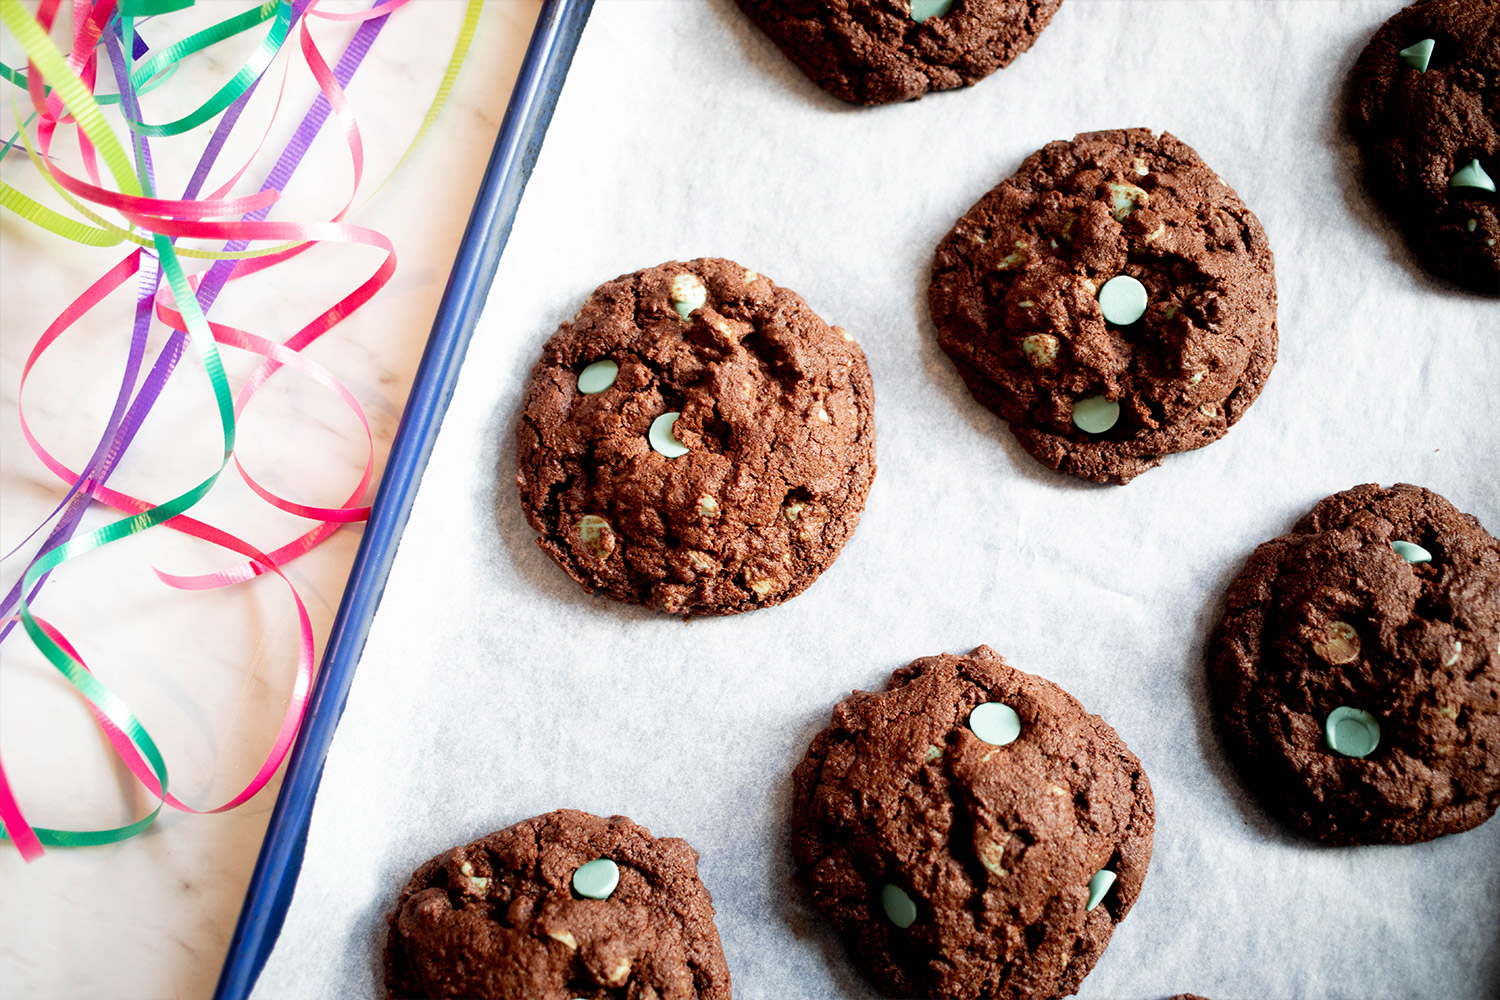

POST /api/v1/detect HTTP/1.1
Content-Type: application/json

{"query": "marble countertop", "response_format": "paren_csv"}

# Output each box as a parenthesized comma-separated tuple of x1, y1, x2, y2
(0, 3, 540, 996)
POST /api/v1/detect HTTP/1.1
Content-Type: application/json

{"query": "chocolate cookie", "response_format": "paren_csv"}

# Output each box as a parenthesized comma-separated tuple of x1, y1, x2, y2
(384, 810, 731, 999)
(929, 128, 1278, 484)
(792, 646, 1154, 999)
(736, 0, 1063, 106)
(1348, 0, 1500, 294)
(1208, 484, 1500, 845)
(515, 258, 876, 616)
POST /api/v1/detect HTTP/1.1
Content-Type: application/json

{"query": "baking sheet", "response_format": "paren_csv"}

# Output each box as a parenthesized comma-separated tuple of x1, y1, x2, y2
(253, 2, 1500, 997)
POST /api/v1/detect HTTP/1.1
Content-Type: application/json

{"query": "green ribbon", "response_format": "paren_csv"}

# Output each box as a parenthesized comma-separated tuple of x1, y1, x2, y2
(120, 0, 196, 16)
(121, 0, 292, 138)
(0, 59, 44, 93)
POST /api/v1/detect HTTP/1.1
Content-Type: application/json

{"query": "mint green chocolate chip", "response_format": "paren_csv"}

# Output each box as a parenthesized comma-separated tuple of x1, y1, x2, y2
(1072, 395, 1120, 434)
(1469, 219, 1479, 233)
(881, 884, 918, 928)
(670, 273, 708, 320)
(1399, 38, 1434, 72)
(1086, 869, 1116, 911)
(909, 0, 953, 22)
(649, 412, 689, 458)
(1391, 540, 1432, 564)
(1326, 707, 1380, 758)
(572, 858, 620, 899)
(1311, 621, 1360, 665)
(577, 359, 618, 394)
(1097, 274, 1148, 325)
(969, 702, 1022, 746)
(575, 515, 615, 559)
(1450, 158, 1496, 193)
(1106, 181, 1149, 221)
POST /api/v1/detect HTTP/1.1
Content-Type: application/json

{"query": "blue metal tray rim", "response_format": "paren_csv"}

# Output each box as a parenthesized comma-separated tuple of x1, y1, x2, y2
(212, 2, 595, 995)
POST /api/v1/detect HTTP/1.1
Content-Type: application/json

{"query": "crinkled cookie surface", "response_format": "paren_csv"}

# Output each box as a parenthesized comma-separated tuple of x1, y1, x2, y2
(793, 646, 1154, 1000)
(516, 258, 876, 616)
(385, 810, 731, 999)
(1209, 483, 1500, 845)
(930, 128, 1277, 484)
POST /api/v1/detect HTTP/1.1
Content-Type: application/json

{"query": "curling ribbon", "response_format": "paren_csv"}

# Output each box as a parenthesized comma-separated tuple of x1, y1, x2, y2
(0, 0, 355, 857)
(0, 0, 305, 588)
(2, 0, 242, 859)
(5, 53, 309, 258)
(121, 0, 292, 138)
(0, 0, 480, 858)
(0, 0, 333, 856)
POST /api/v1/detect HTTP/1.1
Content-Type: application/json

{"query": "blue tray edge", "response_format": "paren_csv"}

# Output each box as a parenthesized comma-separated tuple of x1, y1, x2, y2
(211, 2, 594, 996)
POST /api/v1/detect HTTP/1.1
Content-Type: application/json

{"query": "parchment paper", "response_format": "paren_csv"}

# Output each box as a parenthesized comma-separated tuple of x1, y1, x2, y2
(254, 2, 1500, 997)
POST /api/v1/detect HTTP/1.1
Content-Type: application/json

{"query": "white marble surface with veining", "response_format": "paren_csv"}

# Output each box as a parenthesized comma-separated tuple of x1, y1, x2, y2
(0, 3, 539, 996)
